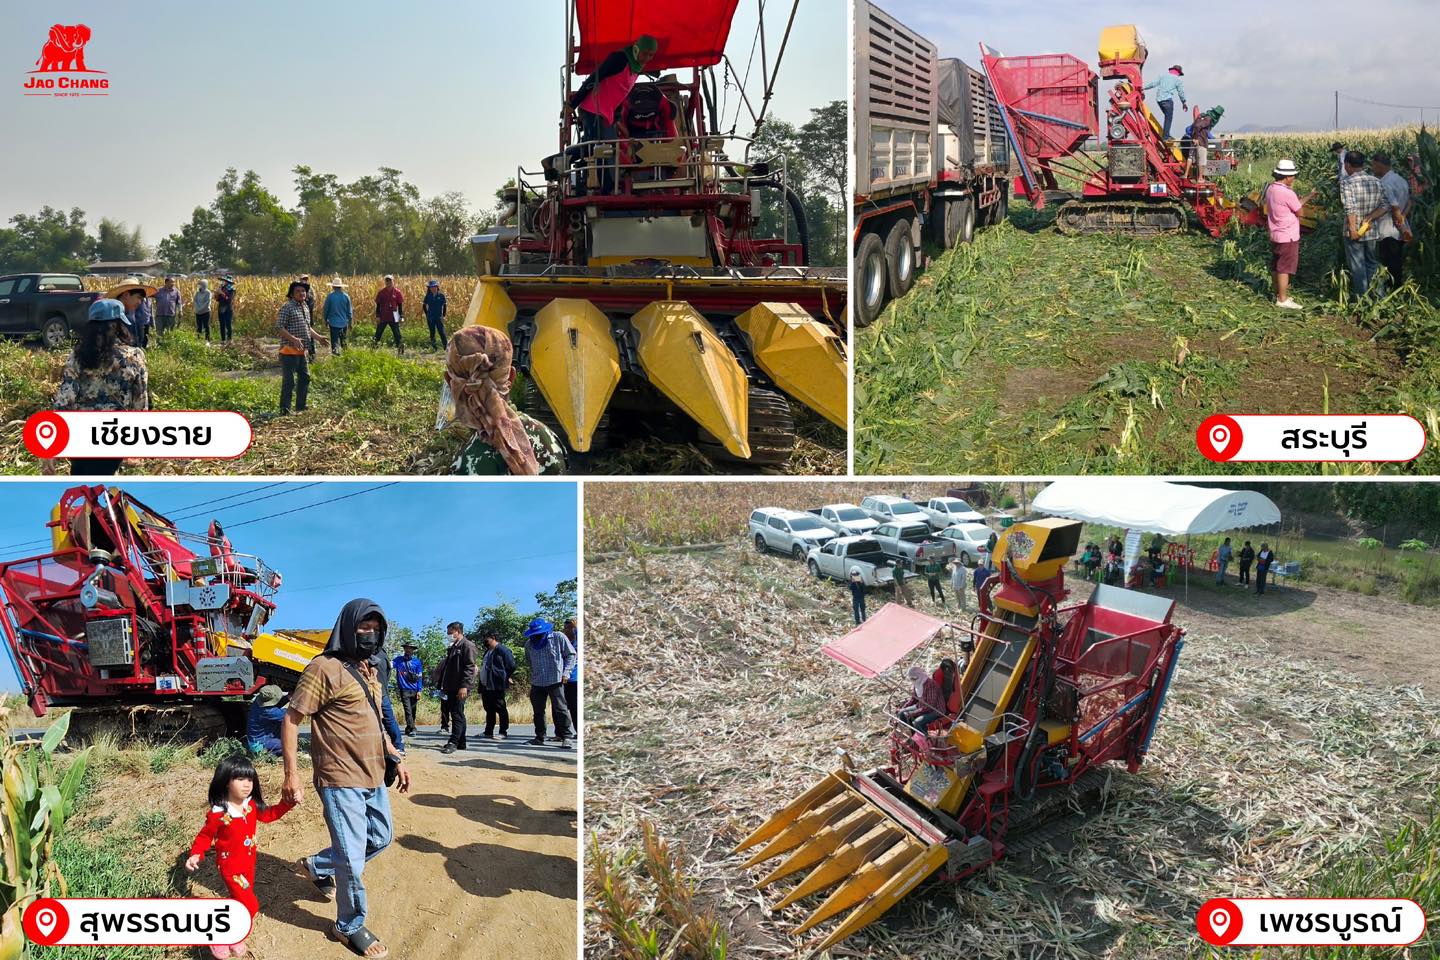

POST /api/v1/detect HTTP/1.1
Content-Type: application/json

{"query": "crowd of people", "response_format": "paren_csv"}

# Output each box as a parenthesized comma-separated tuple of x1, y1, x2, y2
(48, 272, 568, 476)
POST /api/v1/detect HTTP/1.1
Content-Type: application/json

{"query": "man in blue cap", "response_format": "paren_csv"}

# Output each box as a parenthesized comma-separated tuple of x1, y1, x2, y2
(422, 280, 447, 351)
(523, 617, 576, 748)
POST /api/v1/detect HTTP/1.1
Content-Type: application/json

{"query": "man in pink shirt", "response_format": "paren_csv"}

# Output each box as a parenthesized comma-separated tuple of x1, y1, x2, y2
(1264, 159, 1316, 310)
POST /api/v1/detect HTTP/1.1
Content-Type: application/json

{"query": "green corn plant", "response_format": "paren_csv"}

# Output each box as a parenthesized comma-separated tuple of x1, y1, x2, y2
(1, 706, 91, 960)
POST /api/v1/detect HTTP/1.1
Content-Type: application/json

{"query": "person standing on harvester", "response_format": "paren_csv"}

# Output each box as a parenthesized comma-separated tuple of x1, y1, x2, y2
(1143, 64, 1186, 140)
(524, 617, 576, 749)
(436, 622, 476, 754)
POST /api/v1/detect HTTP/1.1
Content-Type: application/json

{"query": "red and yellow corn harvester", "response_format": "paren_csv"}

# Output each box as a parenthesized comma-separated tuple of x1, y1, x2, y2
(0, 485, 321, 740)
(980, 25, 1319, 237)
(736, 518, 1187, 953)
(463, 0, 848, 466)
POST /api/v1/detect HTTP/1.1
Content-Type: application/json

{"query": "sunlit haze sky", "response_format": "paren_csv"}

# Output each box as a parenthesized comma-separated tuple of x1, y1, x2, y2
(1, 0, 845, 246)
(0, 481, 578, 692)
(881, 0, 1440, 134)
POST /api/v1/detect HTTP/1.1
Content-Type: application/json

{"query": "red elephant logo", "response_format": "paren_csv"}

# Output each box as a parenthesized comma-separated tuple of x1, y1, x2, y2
(35, 24, 93, 72)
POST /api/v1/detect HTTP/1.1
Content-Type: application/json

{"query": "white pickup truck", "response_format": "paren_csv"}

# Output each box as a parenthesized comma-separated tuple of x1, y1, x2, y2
(872, 520, 956, 570)
(808, 504, 881, 536)
(919, 496, 986, 531)
(806, 536, 895, 586)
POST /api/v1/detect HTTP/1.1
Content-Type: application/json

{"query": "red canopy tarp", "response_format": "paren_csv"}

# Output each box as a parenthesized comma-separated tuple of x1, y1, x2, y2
(821, 603, 947, 678)
(575, 0, 740, 73)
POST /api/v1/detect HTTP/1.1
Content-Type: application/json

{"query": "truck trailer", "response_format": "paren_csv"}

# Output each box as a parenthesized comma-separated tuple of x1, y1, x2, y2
(853, 1, 1011, 327)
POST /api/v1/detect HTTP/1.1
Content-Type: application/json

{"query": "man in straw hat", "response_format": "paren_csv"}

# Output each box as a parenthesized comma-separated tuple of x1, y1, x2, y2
(1143, 64, 1187, 140)
(297, 274, 318, 360)
(276, 279, 327, 415)
(1262, 159, 1316, 310)
(323, 277, 353, 356)
(105, 277, 157, 349)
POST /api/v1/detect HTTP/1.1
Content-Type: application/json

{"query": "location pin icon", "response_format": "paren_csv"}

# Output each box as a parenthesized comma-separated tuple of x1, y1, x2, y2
(1209, 908, 1229, 934)
(1210, 425, 1228, 449)
(23, 411, 69, 459)
(36, 909, 57, 939)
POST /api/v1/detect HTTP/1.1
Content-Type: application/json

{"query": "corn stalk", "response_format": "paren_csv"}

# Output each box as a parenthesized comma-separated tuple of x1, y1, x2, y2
(0, 706, 90, 960)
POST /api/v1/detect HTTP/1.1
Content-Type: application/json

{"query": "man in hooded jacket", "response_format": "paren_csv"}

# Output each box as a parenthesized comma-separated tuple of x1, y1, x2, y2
(283, 598, 409, 960)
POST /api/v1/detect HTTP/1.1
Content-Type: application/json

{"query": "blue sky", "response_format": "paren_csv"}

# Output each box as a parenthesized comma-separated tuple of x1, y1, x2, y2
(880, 0, 1440, 132)
(1, 0, 846, 242)
(0, 480, 578, 692)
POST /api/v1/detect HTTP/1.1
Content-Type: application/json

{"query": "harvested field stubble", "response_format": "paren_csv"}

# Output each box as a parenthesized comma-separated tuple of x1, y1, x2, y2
(583, 544, 1440, 959)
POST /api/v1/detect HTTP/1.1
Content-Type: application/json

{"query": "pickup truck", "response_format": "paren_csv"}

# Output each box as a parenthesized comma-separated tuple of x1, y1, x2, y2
(0, 274, 101, 349)
(872, 520, 956, 570)
(749, 507, 837, 559)
(919, 496, 986, 531)
(807, 536, 895, 586)
(808, 504, 880, 537)
(859, 494, 929, 525)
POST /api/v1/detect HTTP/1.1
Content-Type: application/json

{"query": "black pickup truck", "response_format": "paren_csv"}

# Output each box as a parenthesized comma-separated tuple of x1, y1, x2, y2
(0, 273, 101, 349)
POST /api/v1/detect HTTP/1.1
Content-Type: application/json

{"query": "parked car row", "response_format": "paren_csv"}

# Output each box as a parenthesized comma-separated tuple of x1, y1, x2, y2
(751, 494, 1007, 580)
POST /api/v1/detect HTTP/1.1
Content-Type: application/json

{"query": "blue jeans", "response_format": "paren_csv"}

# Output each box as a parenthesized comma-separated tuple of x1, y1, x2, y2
(1158, 98, 1175, 139)
(1216, 559, 1228, 584)
(1343, 237, 1379, 296)
(312, 786, 393, 936)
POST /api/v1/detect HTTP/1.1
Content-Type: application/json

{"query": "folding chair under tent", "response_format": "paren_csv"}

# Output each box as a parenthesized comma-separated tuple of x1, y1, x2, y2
(1031, 478, 1283, 600)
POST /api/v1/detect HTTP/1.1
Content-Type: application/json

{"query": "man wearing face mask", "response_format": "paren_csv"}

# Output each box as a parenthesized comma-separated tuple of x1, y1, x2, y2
(283, 598, 409, 960)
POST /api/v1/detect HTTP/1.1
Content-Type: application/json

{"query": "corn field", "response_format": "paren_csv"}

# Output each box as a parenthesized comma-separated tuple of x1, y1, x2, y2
(1228, 125, 1438, 293)
(83, 274, 475, 341)
(0, 708, 89, 960)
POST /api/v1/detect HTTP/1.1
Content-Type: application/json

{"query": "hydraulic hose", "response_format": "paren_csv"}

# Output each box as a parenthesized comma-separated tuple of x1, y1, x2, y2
(751, 177, 810, 264)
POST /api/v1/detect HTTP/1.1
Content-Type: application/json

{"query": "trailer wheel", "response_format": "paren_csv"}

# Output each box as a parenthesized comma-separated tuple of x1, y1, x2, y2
(991, 188, 1009, 226)
(956, 198, 976, 245)
(885, 220, 917, 298)
(930, 200, 950, 247)
(854, 230, 888, 328)
(942, 200, 961, 248)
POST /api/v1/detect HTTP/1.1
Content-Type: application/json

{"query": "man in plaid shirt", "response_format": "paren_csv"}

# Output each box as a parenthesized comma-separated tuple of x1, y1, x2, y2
(1338, 149, 1394, 296)
(276, 280, 327, 414)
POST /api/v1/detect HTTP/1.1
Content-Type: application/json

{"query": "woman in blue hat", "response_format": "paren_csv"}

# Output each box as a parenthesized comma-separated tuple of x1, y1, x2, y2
(45, 298, 149, 476)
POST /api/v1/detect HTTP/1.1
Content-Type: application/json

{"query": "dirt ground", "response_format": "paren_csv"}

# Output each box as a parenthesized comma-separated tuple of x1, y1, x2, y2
(583, 544, 1440, 959)
(1072, 573, 1440, 694)
(84, 727, 578, 960)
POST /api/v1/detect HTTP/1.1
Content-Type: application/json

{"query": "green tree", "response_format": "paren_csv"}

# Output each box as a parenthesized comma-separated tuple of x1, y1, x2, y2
(0, 206, 91, 273)
(534, 577, 577, 625)
(94, 218, 148, 262)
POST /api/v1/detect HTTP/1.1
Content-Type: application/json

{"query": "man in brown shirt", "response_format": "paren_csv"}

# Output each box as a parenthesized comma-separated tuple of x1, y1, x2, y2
(283, 598, 409, 960)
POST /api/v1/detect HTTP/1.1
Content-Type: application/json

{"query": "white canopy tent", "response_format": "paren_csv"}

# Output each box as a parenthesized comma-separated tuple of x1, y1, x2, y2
(1032, 479, 1282, 597)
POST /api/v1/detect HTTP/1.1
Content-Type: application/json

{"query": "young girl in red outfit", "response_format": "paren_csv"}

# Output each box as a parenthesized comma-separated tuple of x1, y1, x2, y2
(187, 755, 295, 958)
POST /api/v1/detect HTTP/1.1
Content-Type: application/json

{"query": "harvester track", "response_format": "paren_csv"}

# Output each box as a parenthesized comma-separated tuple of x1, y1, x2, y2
(697, 386, 796, 468)
(1002, 768, 1112, 857)
(66, 700, 242, 744)
(1056, 199, 1187, 237)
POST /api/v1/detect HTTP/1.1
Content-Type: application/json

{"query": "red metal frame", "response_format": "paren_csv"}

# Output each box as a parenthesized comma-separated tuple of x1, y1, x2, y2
(875, 557, 1184, 873)
(982, 41, 1239, 237)
(0, 486, 276, 717)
